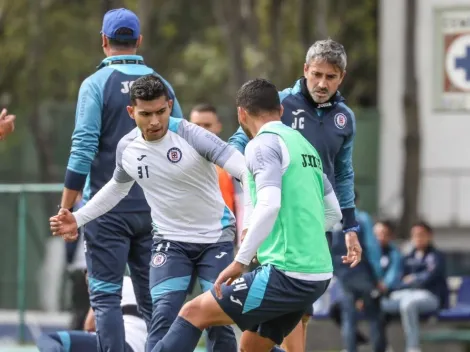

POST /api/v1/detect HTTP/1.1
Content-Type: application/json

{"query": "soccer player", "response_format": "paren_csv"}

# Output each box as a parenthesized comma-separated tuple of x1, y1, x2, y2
(37, 276, 147, 352)
(0, 108, 15, 140)
(228, 39, 360, 351)
(51, 75, 242, 352)
(148, 78, 361, 352)
(58, 8, 183, 352)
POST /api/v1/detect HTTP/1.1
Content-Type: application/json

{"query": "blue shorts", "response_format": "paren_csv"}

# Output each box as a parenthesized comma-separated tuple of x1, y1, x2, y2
(211, 264, 330, 344)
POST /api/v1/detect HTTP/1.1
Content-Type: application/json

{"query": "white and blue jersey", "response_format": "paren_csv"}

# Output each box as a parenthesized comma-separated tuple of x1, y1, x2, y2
(113, 118, 242, 243)
(228, 77, 357, 229)
(64, 55, 183, 212)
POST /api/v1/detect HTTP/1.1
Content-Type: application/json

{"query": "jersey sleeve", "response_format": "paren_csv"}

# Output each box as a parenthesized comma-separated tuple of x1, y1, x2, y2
(245, 133, 283, 191)
(64, 77, 102, 190)
(113, 132, 135, 183)
(176, 119, 237, 166)
(228, 126, 250, 154)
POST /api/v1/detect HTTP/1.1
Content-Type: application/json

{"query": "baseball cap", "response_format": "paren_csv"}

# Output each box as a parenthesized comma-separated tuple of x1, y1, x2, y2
(101, 8, 140, 40)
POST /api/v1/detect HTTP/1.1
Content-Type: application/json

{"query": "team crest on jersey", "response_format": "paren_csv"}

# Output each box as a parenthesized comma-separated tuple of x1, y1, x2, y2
(167, 147, 182, 163)
(334, 113, 347, 129)
(151, 252, 167, 268)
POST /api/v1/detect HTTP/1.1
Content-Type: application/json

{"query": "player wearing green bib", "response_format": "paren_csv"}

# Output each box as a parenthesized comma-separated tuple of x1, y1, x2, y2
(151, 79, 360, 352)
(246, 122, 332, 274)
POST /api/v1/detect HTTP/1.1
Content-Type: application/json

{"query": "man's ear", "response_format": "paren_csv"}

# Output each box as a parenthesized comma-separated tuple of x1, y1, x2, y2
(136, 34, 143, 48)
(168, 99, 174, 112)
(101, 34, 107, 49)
(127, 106, 135, 120)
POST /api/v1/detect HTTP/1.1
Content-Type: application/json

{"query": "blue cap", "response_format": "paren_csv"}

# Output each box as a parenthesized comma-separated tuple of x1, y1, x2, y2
(101, 8, 140, 40)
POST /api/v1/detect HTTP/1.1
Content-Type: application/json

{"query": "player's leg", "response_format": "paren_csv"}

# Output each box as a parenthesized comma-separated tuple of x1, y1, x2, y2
(151, 266, 266, 352)
(85, 214, 130, 352)
(196, 241, 237, 352)
(127, 212, 154, 328)
(37, 330, 136, 352)
(146, 239, 194, 352)
(279, 320, 304, 352)
(339, 286, 359, 352)
(280, 305, 311, 352)
(363, 294, 387, 352)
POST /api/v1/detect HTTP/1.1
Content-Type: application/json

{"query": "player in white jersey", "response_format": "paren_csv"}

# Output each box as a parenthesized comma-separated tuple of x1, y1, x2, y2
(50, 75, 243, 352)
(37, 276, 147, 352)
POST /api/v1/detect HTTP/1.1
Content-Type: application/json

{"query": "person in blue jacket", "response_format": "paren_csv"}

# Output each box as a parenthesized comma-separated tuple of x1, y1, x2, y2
(330, 192, 386, 352)
(229, 38, 361, 352)
(382, 221, 448, 352)
(56, 8, 183, 352)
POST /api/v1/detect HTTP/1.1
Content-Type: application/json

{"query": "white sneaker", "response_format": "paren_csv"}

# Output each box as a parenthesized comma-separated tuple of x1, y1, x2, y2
(407, 348, 421, 352)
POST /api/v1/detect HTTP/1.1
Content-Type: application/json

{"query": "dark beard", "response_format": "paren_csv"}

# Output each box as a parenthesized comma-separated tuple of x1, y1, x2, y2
(240, 123, 254, 140)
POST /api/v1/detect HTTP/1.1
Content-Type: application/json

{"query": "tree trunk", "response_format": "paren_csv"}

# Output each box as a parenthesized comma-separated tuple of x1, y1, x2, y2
(398, 0, 421, 238)
(137, 0, 154, 61)
(298, 0, 312, 49)
(101, 0, 123, 15)
(212, 0, 247, 96)
(315, 0, 329, 39)
(268, 0, 283, 83)
(27, 0, 55, 184)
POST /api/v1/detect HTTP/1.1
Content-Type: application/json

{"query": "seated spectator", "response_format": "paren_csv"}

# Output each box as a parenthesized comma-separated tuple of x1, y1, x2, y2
(331, 191, 387, 352)
(374, 219, 402, 294)
(381, 221, 448, 352)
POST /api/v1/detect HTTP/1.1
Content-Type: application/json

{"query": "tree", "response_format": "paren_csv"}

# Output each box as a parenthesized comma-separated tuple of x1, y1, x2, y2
(398, 0, 421, 238)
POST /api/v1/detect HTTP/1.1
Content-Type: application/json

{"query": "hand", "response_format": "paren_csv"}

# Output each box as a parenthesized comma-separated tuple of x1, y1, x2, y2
(50, 208, 79, 242)
(355, 299, 364, 311)
(403, 274, 415, 284)
(342, 232, 362, 267)
(0, 108, 16, 140)
(214, 261, 245, 299)
(377, 281, 388, 293)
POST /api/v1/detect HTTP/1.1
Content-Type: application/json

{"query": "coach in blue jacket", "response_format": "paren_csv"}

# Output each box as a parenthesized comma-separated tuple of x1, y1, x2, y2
(229, 38, 361, 352)
(56, 8, 183, 352)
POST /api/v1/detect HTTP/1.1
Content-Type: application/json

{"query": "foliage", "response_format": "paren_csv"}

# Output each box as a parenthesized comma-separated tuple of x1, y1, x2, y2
(0, 0, 378, 182)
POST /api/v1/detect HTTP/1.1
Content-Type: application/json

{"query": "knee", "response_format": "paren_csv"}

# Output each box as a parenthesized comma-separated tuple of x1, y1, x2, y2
(179, 300, 206, 329)
(399, 299, 417, 315)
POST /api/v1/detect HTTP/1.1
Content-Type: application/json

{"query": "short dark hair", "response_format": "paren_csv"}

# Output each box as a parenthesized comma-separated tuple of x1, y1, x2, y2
(236, 78, 281, 116)
(107, 28, 138, 49)
(191, 103, 217, 115)
(130, 75, 170, 105)
(412, 220, 433, 234)
(376, 219, 396, 234)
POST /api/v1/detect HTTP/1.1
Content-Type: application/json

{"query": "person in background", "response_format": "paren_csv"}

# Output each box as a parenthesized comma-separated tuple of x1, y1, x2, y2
(0, 108, 15, 140)
(58, 8, 183, 352)
(331, 191, 387, 352)
(37, 275, 147, 352)
(382, 221, 448, 352)
(330, 218, 402, 350)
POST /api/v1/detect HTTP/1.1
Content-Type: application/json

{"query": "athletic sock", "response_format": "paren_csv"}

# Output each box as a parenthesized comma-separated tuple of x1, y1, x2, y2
(151, 316, 203, 352)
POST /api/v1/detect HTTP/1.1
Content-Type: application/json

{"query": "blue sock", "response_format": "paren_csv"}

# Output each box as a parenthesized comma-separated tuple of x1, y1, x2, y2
(151, 316, 203, 352)
(271, 347, 285, 352)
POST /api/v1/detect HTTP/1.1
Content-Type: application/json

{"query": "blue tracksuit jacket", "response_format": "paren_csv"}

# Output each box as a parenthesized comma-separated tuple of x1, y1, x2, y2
(64, 55, 183, 212)
(228, 77, 357, 228)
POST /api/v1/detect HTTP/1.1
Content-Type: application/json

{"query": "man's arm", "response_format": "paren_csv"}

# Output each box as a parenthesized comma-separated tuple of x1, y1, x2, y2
(322, 174, 342, 231)
(357, 211, 383, 281)
(61, 78, 102, 209)
(228, 126, 249, 154)
(383, 246, 403, 290)
(235, 134, 283, 265)
(408, 251, 445, 288)
(177, 119, 245, 181)
(334, 112, 357, 230)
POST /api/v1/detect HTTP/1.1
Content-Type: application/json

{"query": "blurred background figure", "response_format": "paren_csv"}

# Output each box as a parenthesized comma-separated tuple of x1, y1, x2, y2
(382, 222, 448, 352)
(0, 108, 15, 140)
